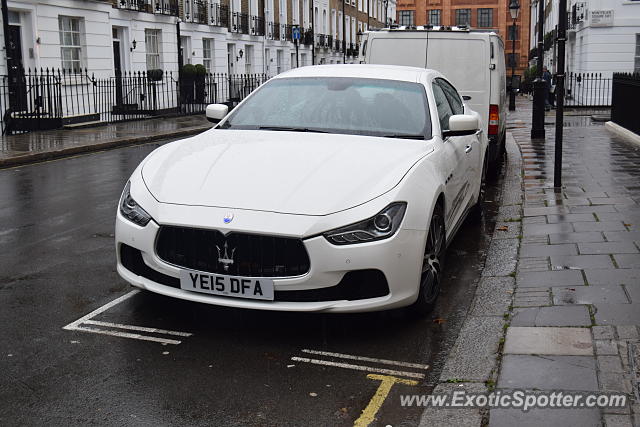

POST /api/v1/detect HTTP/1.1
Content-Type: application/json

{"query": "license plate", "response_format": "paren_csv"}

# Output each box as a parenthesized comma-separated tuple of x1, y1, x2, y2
(179, 270, 274, 301)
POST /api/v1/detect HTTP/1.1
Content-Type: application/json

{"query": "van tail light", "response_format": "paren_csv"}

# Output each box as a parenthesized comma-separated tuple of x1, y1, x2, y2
(488, 104, 499, 136)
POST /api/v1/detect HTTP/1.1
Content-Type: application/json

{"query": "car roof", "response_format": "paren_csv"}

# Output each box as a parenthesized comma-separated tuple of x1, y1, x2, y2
(273, 64, 442, 83)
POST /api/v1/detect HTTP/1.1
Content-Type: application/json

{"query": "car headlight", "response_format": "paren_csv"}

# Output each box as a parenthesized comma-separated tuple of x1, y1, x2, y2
(119, 181, 152, 227)
(323, 202, 407, 245)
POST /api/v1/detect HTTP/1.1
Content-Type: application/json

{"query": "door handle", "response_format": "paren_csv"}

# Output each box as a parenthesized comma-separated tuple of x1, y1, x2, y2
(465, 145, 473, 153)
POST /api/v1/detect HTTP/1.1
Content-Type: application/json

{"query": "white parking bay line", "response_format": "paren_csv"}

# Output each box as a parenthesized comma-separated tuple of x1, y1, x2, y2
(62, 289, 192, 345)
(290, 357, 425, 379)
(63, 290, 140, 330)
(83, 320, 192, 337)
(300, 349, 430, 370)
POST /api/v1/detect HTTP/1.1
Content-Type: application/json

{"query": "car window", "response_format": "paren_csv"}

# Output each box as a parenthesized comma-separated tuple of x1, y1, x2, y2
(223, 77, 432, 138)
(432, 82, 453, 133)
(436, 78, 464, 115)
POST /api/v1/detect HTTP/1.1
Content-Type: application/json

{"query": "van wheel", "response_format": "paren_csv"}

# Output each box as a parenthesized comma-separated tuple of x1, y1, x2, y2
(407, 204, 445, 317)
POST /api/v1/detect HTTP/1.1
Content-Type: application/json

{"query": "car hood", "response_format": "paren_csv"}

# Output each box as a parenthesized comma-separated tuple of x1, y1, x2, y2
(142, 129, 434, 216)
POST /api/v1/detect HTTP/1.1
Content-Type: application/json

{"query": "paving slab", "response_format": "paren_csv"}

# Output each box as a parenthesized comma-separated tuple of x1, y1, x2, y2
(613, 253, 640, 269)
(578, 242, 639, 255)
(510, 306, 592, 327)
(550, 254, 615, 270)
(552, 285, 630, 305)
(523, 223, 575, 236)
(520, 244, 578, 258)
(585, 269, 640, 286)
(603, 231, 640, 242)
(497, 355, 598, 390)
(549, 232, 606, 244)
(516, 270, 585, 287)
(503, 327, 593, 356)
(490, 407, 602, 427)
(574, 221, 628, 232)
(593, 303, 640, 325)
(547, 213, 597, 223)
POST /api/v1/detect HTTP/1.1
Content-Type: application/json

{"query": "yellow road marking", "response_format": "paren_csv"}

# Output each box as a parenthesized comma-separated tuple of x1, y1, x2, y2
(353, 374, 419, 427)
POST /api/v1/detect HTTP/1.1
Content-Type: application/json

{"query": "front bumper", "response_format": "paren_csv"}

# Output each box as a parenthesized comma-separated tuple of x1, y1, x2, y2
(115, 210, 426, 313)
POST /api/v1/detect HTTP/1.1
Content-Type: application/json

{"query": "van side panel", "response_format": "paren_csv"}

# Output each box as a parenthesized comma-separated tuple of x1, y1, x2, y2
(368, 38, 428, 68)
(426, 38, 489, 136)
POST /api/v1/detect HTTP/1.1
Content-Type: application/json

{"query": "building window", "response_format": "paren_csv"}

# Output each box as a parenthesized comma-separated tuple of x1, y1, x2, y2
(428, 9, 441, 26)
(455, 9, 471, 26)
(399, 10, 414, 26)
(59, 16, 83, 73)
(635, 34, 640, 72)
(508, 25, 519, 41)
(245, 44, 253, 73)
(203, 38, 213, 72)
(145, 29, 162, 70)
(477, 8, 493, 27)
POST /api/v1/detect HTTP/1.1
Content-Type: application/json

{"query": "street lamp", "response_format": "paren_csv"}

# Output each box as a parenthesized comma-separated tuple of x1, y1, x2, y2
(508, 0, 520, 111)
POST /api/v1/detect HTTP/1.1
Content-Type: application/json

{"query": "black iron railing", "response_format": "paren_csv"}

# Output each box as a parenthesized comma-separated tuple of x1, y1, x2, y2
(282, 24, 293, 41)
(251, 16, 265, 35)
(230, 12, 249, 34)
(117, 0, 152, 12)
(335, 39, 341, 51)
(0, 68, 269, 135)
(612, 72, 640, 135)
(154, 0, 179, 16)
(210, 3, 228, 26)
(185, 0, 208, 23)
(565, 72, 612, 107)
(303, 28, 314, 46)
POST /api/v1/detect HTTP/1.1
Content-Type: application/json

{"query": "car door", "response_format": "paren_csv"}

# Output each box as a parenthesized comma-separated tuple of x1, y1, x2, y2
(437, 78, 481, 214)
(431, 81, 469, 233)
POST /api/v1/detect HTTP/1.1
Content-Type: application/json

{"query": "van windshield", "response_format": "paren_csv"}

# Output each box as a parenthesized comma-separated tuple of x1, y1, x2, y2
(221, 77, 432, 139)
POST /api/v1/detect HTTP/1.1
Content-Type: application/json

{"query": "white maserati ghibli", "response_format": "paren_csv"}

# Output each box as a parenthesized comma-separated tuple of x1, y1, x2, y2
(115, 64, 487, 314)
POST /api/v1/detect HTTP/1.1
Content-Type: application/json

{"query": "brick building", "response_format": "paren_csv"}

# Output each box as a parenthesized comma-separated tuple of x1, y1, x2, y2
(395, 0, 531, 77)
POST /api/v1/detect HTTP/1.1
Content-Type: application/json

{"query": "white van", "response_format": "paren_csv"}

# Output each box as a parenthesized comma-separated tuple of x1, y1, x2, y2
(359, 26, 507, 171)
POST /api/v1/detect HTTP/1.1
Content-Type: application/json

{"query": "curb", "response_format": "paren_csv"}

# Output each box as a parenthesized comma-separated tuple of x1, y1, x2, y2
(0, 125, 211, 169)
(418, 132, 524, 427)
(605, 121, 640, 149)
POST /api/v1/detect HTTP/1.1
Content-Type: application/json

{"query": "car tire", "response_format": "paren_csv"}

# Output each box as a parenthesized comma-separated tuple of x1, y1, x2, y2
(407, 203, 446, 317)
(470, 153, 488, 222)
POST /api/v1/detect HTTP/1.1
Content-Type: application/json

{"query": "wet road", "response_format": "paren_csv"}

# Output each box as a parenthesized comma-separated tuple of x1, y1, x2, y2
(0, 139, 502, 426)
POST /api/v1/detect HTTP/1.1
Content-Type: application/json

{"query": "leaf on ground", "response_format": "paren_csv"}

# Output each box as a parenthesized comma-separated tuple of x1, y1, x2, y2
(497, 226, 509, 231)
(433, 318, 446, 324)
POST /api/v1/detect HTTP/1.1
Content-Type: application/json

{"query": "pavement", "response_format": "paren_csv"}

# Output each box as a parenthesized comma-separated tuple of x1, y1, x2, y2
(0, 115, 212, 168)
(486, 99, 640, 426)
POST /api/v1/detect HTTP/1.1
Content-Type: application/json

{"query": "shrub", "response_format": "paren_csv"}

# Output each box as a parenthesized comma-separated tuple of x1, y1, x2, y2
(147, 69, 163, 81)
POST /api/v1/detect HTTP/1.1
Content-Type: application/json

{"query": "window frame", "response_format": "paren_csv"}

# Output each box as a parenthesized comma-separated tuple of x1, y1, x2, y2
(455, 9, 471, 26)
(399, 10, 415, 26)
(428, 9, 441, 26)
(477, 8, 493, 28)
(59, 16, 83, 73)
(145, 29, 162, 71)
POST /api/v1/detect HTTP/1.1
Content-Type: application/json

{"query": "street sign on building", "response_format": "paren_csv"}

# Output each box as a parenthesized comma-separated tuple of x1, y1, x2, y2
(590, 10, 614, 27)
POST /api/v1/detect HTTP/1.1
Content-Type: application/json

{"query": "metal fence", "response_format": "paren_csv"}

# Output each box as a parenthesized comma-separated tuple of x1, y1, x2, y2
(611, 72, 640, 135)
(565, 72, 612, 107)
(0, 68, 269, 135)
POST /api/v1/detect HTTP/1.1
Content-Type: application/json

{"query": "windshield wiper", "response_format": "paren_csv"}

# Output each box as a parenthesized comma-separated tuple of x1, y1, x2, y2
(257, 126, 329, 133)
(381, 134, 426, 140)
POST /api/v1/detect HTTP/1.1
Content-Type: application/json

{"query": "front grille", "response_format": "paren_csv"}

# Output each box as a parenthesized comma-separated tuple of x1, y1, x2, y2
(121, 244, 388, 302)
(155, 225, 310, 277)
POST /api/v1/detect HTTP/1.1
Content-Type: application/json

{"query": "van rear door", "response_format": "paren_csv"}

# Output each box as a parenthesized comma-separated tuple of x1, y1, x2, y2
(367, 37, 427, 68)
(426, 37, 489, 133)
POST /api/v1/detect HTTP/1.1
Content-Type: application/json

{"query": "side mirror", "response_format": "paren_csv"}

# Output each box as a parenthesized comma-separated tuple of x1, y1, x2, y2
(443, 114, 479, 138)
(206, 104, 229, 124)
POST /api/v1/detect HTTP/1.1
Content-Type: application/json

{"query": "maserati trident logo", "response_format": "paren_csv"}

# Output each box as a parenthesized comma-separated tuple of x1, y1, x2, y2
(216, 241, 236, 272)
(223, 212, 234, 224)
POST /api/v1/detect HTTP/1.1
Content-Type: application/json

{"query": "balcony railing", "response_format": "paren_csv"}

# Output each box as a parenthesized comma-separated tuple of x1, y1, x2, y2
(184, 0, 208, 24)
(266, 21, 280, 40)
(154, 0, 178, 16)
(303, 28, 313, 46)
(281, 24, 293, 41)
(251, 16, 265, 36)
(230, 12, 249, 34)
(335, 39, 342, 51)
(210, 3, 229, 27)
(117, 0, 152, 12)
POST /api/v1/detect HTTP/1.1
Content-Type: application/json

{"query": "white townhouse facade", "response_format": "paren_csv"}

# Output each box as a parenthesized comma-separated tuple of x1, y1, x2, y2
(529, 0, 640, 76)
(0, 0, 387, 77)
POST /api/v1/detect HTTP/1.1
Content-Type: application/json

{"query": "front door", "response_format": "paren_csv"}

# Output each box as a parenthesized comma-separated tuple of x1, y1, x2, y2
(113, 39, 123, 105)
(7, 25, 26, 112)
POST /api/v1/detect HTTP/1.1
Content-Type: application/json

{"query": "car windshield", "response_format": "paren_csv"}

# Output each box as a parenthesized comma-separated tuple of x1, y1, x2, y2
(220, 77, 432, 139)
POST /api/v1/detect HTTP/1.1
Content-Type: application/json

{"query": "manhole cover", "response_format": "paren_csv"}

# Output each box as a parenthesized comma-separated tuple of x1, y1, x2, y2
(629, 340, 640, 401)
